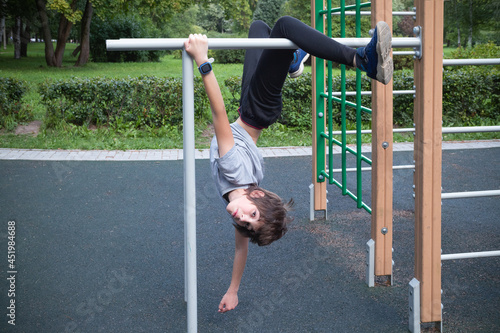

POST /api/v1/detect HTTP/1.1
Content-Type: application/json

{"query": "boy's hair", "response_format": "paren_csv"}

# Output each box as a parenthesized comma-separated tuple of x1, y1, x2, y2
(232, 185, 293, 246)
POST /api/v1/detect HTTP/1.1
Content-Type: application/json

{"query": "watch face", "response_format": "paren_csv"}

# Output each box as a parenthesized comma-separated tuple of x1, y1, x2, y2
(201, 63, 211, 73)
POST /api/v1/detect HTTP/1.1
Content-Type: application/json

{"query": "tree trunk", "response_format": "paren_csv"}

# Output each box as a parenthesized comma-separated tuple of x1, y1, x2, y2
(467, 0, 473, 47)
(13, 17, 21, 59)
(53, 5, 75, 67)
(35, 0, 57, 66)
(75, 0, 93, 67)
(21, 23, 30, 57)
(0, 17, 5, 48)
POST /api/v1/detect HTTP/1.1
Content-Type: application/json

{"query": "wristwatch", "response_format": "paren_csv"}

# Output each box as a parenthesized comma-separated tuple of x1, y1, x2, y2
(198, 58, 214, 75)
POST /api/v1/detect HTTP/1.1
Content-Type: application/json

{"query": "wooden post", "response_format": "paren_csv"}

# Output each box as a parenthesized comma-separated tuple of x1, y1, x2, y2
(311, 0, 327, 214)
(413, 0, 443, 327)
(370, 0, 394, 281)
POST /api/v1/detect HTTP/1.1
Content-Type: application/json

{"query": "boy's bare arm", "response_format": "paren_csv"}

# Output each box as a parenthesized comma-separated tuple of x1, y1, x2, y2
(184, 34, 234, 157)
(218, 229, 249, 313)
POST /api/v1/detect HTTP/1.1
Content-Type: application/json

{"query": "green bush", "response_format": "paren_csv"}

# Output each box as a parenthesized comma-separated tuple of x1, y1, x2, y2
(0, 77, 33, 130)
(393, 51, 415, 71)
(447, 42, 500, 73)
(223, 75, 242, 121)
(449, 42, 500, 61)
(38, 67, 498, 132)
(442, 67, 500, 125)
(281, 74, 313, 128)
(39, 76, 209, 128)
(90, 15, 163, 63)
(209, 49, 246, 64)
(392, 70, 416, 126)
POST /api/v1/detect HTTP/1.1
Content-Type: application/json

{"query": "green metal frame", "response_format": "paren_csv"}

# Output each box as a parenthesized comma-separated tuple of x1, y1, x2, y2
(315, 0, 372, 213)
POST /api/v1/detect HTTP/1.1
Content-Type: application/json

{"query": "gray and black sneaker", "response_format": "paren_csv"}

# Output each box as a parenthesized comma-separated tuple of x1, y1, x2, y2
(355, 21, 393, 85)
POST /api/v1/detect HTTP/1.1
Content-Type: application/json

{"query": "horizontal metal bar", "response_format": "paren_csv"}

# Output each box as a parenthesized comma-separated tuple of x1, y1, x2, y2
(443, 58, 500, 66)
(393, 51, 416, 56)
(441, 250, 500, 261)
(441, 190, 500, 199)
(331, 126, 500, 136)
(106, 37, 420, 51)
(330, 90, 415, 97)
(323, 2, 372, 15)
(442, 126, 500, 133)
(321, 92, 372, 113)
(331, 164, 414, 173)
(107, 38, 297, 51)
(331, 11, 416, 16)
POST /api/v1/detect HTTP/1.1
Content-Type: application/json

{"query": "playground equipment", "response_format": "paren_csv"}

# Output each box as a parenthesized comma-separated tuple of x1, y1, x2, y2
(312, 1, 499, 332)
(107, 0, 499, 330)
(311, 0, 402, 290)
(106, 15, 415, 333)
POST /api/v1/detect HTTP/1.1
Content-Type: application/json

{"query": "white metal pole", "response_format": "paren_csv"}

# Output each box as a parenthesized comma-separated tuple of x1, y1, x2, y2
(441, 250, 500, 261)
(182, 49, 197, 333)
(443, 58, 500, 66)
(106, 38, 297, 50)
(441, 190, 500, 199)
(332, 125, 500, 135)
(105, 37, 420, 51)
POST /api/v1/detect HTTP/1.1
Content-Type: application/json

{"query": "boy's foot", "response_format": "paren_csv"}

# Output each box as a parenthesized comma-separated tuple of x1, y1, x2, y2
(289, 49, 310, 78)
(355, 21, 393, 85)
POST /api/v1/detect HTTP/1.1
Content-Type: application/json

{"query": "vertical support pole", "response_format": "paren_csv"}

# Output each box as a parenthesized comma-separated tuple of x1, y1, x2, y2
(409, 278, 421, 333)
(182, 50, 198, 333)
(413, 0, 443, 329)
(370, 0, 394, 283)
(366, 239, 375, 287)
(311, 0, 327, 217)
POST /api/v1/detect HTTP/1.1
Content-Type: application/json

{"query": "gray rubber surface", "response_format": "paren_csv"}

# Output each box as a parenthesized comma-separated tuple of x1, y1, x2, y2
(0, 148, 498, 332)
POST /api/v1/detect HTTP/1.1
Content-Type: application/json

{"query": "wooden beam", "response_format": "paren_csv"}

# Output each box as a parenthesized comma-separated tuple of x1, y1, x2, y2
(413, 0, 444, 326)
(371, 0, 394, 279)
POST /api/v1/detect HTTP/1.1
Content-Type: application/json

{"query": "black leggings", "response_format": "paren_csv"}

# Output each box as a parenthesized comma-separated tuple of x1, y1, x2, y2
(239, 16, 357, 129)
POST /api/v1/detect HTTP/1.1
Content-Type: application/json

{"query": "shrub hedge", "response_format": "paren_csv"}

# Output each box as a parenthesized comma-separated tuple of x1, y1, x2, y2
(37, 68, 499, 131)
(39, 76, 209, 128)
(0, 77, 33, 130)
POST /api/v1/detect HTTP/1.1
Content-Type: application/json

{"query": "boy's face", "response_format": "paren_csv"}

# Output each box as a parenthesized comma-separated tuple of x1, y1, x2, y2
(226, 192, 264, 232)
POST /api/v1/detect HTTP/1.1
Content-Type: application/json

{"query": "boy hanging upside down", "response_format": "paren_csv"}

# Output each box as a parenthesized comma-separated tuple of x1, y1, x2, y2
(183, 16, 392, 313)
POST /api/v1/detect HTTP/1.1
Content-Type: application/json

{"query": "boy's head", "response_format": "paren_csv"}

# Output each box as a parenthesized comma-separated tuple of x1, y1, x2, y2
(231, 185, 293, 246)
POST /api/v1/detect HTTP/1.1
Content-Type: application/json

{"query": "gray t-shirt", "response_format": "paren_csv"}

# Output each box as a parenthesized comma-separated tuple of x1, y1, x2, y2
(210, 122, 264, 204)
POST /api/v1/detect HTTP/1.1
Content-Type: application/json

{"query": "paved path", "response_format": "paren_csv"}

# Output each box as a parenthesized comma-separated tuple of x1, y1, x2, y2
(1, 140, 499, 161)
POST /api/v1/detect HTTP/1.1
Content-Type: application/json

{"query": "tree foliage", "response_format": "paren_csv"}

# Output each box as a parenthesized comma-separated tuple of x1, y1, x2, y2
(199, 0, 253, 32)
(252, 0, 285, 26)
(46, 0, 82, 24)
(281, 0, 310, 24)
(444, 0, 500, 47)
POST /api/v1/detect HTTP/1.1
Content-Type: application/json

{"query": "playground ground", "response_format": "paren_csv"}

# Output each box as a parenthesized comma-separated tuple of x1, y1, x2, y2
(0, 141, 499, 332)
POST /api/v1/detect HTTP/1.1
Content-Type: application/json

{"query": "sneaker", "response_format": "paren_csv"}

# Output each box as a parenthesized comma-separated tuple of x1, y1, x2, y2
(355, 21, 393, 85)
(288, 49, 310, 78)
